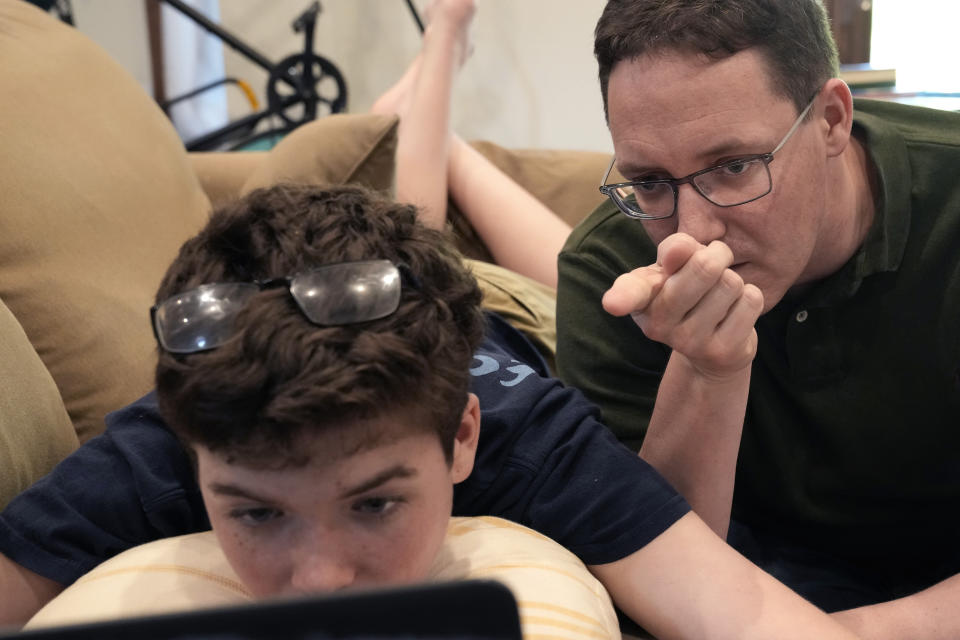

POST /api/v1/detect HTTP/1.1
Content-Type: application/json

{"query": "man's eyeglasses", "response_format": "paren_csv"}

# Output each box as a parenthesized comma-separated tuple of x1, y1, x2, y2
(599, 95, 817, 220)
(151, 260, 413, 354)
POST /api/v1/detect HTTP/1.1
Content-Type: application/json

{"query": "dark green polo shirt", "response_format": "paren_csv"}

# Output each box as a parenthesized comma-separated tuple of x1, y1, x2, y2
(557, 99, 960, 570)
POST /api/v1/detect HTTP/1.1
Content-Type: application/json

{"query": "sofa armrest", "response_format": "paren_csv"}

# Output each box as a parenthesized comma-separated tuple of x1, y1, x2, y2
(0, 299, 78, 509)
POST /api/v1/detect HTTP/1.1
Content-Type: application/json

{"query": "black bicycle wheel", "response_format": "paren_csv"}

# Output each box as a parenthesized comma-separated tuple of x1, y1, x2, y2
(266, 52, 348, 128)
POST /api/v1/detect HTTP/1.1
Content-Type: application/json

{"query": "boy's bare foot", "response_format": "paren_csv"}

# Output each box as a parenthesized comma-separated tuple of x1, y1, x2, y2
(370, 0, 476, 117)
(423, 0, 476, 67)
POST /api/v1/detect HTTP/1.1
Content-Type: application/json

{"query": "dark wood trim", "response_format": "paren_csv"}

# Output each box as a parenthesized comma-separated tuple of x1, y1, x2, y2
(145, 0, 166, 103)
(824, 0, 873, 65)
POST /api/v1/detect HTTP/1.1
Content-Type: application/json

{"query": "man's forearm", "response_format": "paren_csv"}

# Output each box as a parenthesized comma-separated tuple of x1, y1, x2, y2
(639, 351, 751, 539)
(832, 572, 960, 640)
(589, 513, 861, 640)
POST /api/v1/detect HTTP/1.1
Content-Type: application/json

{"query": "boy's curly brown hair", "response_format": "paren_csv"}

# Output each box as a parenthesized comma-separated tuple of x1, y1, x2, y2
(154, 184, 485, 466)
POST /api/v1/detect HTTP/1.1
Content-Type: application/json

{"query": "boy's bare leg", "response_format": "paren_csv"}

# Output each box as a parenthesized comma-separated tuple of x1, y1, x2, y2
(371, 0, 570, 288)
(0, 553, 63, 627)
(447, 135, 571, 289)
(371, 0, 475, 230)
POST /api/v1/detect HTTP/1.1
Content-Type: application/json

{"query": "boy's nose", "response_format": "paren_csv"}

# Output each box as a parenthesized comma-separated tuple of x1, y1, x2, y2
(289, 549, 357, 593)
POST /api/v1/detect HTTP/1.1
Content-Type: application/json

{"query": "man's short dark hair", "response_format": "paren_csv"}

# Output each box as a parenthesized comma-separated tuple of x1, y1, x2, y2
(595, 0, 839, 118)
(155, 184, 485, 466)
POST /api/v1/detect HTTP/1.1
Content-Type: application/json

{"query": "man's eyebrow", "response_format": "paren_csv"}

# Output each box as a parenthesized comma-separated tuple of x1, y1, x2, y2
(207, 482, 276, 504)
(618, 138, 759, 177)
(698, 137, 758, 159)
(340, 464, 417, 499)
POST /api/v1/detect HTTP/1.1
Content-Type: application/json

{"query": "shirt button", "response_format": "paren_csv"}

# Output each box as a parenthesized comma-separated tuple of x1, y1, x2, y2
(795, 310, 809, 323)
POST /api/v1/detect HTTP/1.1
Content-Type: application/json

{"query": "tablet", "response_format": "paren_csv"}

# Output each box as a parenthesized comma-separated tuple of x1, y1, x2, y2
(4, 580, 522, 640)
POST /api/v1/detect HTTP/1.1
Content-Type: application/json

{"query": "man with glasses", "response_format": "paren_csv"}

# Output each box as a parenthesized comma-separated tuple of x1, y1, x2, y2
(557, 0, 960, 637)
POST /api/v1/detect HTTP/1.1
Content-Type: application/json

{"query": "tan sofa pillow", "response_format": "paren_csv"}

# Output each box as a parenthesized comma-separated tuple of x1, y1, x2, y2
(28, 518, 620, 639)
(448, 141, 620, 262)
(0, 0, 211, 441)
(239, 114, 399, 196)
(0, 298, 78, 509)
(469, 140, 613, 228)
(188, 151, 266, 212)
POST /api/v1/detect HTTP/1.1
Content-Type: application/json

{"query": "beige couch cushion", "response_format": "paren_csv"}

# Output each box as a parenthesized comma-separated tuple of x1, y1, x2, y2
(0, 0, 211, 441)
(469, 140, 613, 229)
(190, 113, 400, 213)
(28, 517, 620, 639)
(188, 151, 265, 212)
(0, 298, 78, 509)
(239, 113, 399, 196)
(448, 141, 619, 262)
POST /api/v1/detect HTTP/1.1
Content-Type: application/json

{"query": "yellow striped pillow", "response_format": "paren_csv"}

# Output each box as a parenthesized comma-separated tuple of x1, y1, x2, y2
(431, 517, 620, 640)
(27, 516, 620, 639)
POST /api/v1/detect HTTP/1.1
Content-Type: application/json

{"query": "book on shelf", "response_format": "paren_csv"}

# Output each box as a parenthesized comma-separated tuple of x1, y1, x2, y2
(840, 63, 897, 89)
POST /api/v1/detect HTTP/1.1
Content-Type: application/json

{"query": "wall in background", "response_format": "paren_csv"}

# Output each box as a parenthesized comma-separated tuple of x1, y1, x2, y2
(69, 0, 613, 152)
(871, 0, 960, 93)
(217, 0, 611, 151)
(71, 0, 154, 92)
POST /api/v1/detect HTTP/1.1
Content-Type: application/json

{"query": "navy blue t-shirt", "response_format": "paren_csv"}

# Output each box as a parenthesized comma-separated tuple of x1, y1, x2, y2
(0, 313, 689, 584)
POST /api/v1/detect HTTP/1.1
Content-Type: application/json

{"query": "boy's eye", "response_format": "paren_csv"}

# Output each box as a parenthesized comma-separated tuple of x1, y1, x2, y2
(230, 507, 283, 526)
(352, 496, 403, 516)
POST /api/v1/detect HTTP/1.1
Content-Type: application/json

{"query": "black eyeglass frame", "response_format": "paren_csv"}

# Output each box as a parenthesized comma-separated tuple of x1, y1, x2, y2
(150, 259, 421, 355)
(598, 94, 817, 220)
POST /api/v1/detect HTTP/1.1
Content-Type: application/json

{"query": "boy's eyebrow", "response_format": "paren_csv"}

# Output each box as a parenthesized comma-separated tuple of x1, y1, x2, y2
(205, 465, 418, 503)
(207, 482, 276, 504)
(340, 464, 417, 498)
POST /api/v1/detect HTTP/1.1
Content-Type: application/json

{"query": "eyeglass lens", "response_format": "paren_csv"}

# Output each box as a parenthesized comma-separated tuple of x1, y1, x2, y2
(612, 157, 772, 218)
(154, 260, 403, 354)
(692, 158, 772, 206)
(290, 260, 401, 326)
(155, 282, 260, 353)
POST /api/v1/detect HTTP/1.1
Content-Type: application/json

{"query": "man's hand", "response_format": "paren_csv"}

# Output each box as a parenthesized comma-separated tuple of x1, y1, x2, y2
(602, 234, 763, 536)
(602, 233, 763, 380)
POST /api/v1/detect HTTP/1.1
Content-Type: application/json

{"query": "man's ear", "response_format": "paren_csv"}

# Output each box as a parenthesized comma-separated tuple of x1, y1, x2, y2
(819, 78, 854, 158)
(450, 393, 480, 484)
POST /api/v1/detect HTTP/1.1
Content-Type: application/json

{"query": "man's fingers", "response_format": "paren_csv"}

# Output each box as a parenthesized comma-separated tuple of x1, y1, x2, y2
(603, 266, 667, 316)
(657, 233, 702, 275)
(674, 268, 746, 339)
(678, 281, 764, 378)
(655, 240, 736, 322)
(715, 283, 764, 342)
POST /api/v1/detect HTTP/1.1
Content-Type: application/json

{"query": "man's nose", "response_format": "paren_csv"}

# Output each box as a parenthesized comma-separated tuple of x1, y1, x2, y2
(289, 546, 357, 593)
(675, 183, 726, 245)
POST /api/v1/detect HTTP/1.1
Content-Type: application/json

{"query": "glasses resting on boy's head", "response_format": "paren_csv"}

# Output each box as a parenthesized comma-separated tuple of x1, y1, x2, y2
(151, 260, 414, 355)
